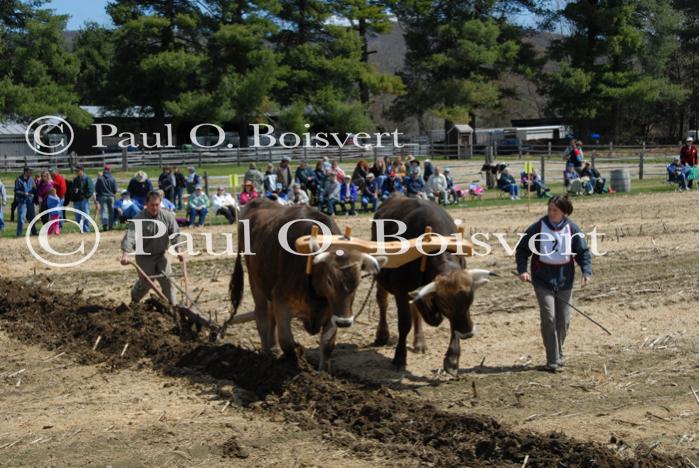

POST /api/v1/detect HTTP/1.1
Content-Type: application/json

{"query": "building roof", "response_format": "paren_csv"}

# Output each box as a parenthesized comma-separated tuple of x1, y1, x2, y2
(0, 122, 28, 136)
(448, 124, 473, 134)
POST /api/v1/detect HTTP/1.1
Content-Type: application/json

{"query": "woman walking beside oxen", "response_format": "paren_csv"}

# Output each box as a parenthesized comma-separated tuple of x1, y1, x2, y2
(515, 196, 592, 373)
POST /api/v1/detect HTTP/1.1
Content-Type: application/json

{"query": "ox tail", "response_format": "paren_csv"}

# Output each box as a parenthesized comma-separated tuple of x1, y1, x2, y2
(229, 252, 244, 317)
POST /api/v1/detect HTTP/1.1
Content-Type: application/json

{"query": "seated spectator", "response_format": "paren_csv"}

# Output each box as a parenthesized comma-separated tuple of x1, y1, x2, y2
(520, 170, 551, 198)
(267, 182, 289, 205)
(404, 169, 426, 198)
(186, 167, 202, 195)
(46, 188, 62, 235)
(370, 159, 388, 190)
(187, 185, 209, 227)
(313, 160, 327, 204)
(468, 181, 485, 200)
(381, 171, 403, 201)
(158, 190, 176, 211)
(330, 160, 346, 183)
(212, 186, 237, 224)
(426, 166, 448, 204)
(444, 168, 461, 204)
(422, 159, 434, 182)
(406, 159, 420, 178)
(127, 171, 152, 208)
(564, 163, 584, 195)
(566, 140, 584, 171)
(580, 161, 609, 194)
(497, 168, 520, 200)
(362, 173, 379, 212)
(158, 167, 176, 203)
(291, 183, 310, 205)
(339, 178, 359, 215)
(667, 156, 689, 191)
(295, 160, 316, 193)
(351, 160, 369, 192)
(240, 180, 259, 206)
(115, 191, 141, 222)
(323, 171, 342, 215)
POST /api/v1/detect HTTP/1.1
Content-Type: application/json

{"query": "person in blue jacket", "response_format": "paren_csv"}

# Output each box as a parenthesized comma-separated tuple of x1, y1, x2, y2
(339, 178, 358, 215)
(14, 167, 38, 237)
(516, 195, 592, 373)
(381, 171, 403, 201)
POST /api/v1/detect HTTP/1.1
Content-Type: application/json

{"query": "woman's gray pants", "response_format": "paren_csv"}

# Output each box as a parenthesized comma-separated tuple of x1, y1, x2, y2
(534, 287, 572, 367)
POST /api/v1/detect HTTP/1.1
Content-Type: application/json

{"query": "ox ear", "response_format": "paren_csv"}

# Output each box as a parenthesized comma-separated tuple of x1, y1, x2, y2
(408, 281, 436, 304)
(361, 254, 387, 275)
(468, 269, 497, 291)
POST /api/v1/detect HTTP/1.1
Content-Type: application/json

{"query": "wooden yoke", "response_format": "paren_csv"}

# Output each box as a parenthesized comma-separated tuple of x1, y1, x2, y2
(420, 226, 433, 272)
(305, 225, 319, 275)
(295, 226, 473, 270)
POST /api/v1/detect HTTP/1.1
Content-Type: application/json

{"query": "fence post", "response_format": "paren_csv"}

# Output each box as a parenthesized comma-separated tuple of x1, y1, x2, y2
(373, 146, 378, 165)
(198, 151, 203, 167)
(158, 151, 162, 168)
(268, 148, 272, 163)
(591, 151, 596, 170)
(608, 141, 613, 158)
(339, 145, 343, 163)
(547, 141, 551, 158)
(493, 140, 498, 157)
(303, 146, 307, 162)
(204, 171, 209, 196)
(4, 154, 7, 172)
(639, 142, 645, 180)
(236, 146, 240, 167)
(540, 154, 546, 184)
(517, 141, 522, 160)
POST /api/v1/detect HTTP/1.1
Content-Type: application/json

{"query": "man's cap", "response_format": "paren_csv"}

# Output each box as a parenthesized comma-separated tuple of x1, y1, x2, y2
(103, 164, 112, 171)
(195, 185, 203, 190)
(444, 167, 450, 173)
(687, 137, 694, 142)
(121, 190, 129, 195)
(367, 173, 375, 179)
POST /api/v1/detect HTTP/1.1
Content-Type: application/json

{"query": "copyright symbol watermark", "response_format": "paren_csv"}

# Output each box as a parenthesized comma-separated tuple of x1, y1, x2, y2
(25, 207, 101, 268)
(25, 115, 74, 156)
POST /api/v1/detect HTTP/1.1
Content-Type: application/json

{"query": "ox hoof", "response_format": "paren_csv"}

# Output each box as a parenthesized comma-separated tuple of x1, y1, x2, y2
(443, 358, 459, 376)
(412, 341, 427, 354)
(373, 329, 390, 347)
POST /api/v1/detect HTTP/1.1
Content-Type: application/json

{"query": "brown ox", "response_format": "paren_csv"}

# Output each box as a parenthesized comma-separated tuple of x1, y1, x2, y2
(229, 198, 383, 371)
(372, 196, 495, 374)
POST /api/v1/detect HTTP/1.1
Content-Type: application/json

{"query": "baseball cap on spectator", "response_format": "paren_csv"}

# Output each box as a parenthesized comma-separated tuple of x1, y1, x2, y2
(444, 167, 451, 173)
(687, 137, 694, 142)
(104, 164, 112, 171)
(195, 185, 203, 191)
(367, 173, 375, 179)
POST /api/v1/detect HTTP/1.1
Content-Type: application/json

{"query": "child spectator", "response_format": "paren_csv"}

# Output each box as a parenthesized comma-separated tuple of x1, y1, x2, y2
(46, 188, 62, 235)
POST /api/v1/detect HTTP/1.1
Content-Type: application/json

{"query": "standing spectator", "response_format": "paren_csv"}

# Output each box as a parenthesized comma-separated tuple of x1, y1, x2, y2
(263, 163, 277, 193)
(14, 167, 37, 236)
(498, 168, 520, 200)
(381, 171, 403, 200)
(404, 169, 426, 198)
(239, 180, 259, 206)
(361, 173, 379, 212)
(339, 178, 358, 215)
(244, 162, 264, 194)
(276, 157, 293, 195)
(680, 137, 697, 188)
(49, 167, 67, 223)
(158, 166, 176, 203)
(566, 140, 584, 171)
(95, 165, 118, 231)
(35, 171, 54, 224)
(212, 186, 238, 224)
(426, 166, 448, 204)
(323, 172, 342, 215)
(71, 165, 95, 233)
(186, 166, 202, 195)
(680, 137, 697, 166)
(291, 183, 310, 205)
(321, 156, 332, 172)
(313, 160, 327, 203)
(46, 188, 62, 235)
(127, 171, 153, 208)
(173, 167, 187, 210)
(187, 185, 209, 227)
(0, 178, 6, 231)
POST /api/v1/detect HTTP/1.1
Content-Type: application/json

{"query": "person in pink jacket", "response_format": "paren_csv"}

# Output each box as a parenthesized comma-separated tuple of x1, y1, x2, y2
(239, 180, 259, 206)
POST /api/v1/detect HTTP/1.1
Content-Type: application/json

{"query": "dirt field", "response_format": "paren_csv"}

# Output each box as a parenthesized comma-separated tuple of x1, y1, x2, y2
(1, 191, 698, 466)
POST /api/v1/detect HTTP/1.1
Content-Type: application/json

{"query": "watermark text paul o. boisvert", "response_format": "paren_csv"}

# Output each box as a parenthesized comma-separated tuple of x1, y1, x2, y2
(26, 215, 607, 268)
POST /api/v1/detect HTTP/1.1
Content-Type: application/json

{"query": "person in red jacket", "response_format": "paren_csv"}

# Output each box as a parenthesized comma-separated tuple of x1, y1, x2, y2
(49, 167, 67, 201)
(680, 137, 697, 166)
(680, 137, 698, 188)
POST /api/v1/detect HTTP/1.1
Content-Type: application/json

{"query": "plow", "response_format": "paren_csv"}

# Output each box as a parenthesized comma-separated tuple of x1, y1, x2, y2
(125, 225, 473, 341)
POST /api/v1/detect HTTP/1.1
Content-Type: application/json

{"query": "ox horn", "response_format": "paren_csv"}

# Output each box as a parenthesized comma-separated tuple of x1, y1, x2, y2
(468, 269, 498, 290)
(313, 251, 331, 265)
(361, 254, 387, 275)
(408, 281, 436, 304)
